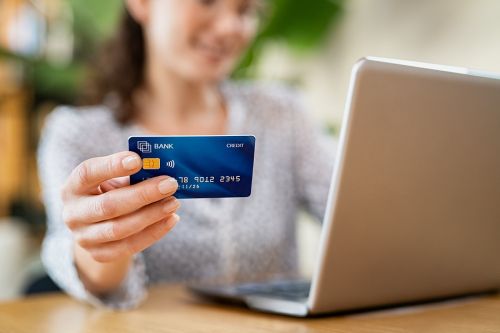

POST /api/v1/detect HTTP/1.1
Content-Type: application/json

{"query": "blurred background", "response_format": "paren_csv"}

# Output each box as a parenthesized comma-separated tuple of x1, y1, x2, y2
(1, 0, 499, 301)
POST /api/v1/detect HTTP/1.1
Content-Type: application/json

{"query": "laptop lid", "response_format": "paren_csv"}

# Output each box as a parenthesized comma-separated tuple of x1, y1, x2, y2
(308, 57, 500, 314)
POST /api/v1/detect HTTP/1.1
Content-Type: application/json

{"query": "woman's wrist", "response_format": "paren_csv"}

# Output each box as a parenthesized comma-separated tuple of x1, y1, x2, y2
(74, 242, 132, 296)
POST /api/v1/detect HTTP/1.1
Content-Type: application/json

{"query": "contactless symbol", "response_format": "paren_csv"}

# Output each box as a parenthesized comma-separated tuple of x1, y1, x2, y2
(137, 141, 152, 153)
(143, 158, 161, 170)
(166, 160, 175, 168)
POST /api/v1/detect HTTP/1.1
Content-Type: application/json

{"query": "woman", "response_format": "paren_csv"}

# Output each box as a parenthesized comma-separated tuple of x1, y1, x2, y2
(38, 0, 335, 309)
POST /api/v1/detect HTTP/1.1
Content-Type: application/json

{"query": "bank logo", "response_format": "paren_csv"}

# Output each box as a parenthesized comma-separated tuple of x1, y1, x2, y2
(137, 141, 152, 153)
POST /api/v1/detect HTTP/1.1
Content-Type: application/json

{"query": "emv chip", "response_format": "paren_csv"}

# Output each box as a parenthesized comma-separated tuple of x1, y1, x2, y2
(143, 158, 161, 170)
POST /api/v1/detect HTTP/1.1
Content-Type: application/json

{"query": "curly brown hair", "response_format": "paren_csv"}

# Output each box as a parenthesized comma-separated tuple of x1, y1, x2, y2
(83, 8, 144, 124)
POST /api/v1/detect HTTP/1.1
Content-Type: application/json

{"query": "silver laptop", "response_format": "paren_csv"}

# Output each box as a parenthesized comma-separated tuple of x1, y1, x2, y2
(188, 57, 500, 317)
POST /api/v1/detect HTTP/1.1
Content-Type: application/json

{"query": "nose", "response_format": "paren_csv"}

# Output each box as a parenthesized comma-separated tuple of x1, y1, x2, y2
(212, 9, 245, 38)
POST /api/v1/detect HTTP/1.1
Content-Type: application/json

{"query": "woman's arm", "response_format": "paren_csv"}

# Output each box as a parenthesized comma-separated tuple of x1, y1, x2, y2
(74, 244, 132, 295)
(38, 107, 179, 308)
(62, 151, 179, 293)
(290, 94, 337, 221)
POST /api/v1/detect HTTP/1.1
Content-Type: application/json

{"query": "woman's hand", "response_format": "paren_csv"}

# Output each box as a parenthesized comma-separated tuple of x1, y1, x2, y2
(61, 151, 180, 294)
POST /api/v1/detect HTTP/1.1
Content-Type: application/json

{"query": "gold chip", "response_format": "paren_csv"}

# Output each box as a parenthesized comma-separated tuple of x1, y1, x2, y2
(143, 158, 161, 170)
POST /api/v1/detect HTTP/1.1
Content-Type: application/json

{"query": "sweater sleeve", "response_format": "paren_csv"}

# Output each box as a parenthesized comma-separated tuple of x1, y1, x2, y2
(37, 106, 149, 309)
(289, 92, 337, 222)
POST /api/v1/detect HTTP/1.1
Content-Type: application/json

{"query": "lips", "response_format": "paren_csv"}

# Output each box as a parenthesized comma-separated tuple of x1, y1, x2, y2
(195, 40, 231, 63)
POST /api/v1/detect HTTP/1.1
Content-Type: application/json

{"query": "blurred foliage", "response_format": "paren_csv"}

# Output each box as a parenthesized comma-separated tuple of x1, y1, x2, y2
(69, 0, 123, 59)
(262, 0, 344, 50)
(31, 0, 123, 103)
(234, 0, 344, 77)
(1, 0, 344, 103)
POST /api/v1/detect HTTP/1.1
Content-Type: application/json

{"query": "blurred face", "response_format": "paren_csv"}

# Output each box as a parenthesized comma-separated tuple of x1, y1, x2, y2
(139, 0, 262, 82)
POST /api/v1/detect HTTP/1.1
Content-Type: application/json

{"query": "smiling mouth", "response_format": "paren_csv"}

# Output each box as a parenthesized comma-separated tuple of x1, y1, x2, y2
(195, 41, 232, 62)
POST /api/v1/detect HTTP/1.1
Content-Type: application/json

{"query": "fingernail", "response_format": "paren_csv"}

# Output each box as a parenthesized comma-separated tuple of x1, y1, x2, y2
(171, 214, 180, 224)
(164, 198, 180, 212)
(164, 214, 180, 228)
(158, 177, 178, 195)
(122, 155, 141, 170)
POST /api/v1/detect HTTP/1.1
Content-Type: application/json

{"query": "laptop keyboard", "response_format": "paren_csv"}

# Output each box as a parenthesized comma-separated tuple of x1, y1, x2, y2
(233, 280, 311, 300)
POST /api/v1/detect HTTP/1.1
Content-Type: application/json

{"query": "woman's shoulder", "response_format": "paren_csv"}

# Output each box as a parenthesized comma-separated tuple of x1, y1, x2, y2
(41, 104, 125, 145)
(43, 104, 118, 132)
(40, 104, 124, 156)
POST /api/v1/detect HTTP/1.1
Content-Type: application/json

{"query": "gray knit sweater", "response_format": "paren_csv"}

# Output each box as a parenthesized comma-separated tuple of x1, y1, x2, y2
(37, 81, 336, 309)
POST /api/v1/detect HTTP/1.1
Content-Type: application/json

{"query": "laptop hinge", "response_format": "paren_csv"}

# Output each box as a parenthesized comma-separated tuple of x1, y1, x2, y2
(244, 295, 309, 317)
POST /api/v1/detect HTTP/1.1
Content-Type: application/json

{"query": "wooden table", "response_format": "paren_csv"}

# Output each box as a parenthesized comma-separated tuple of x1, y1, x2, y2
(1, 284, 499, 333)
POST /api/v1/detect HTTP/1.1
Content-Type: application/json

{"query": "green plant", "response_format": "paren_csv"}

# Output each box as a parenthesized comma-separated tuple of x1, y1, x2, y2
(234, 0, 344, 78)
(1, 0, 344, 102)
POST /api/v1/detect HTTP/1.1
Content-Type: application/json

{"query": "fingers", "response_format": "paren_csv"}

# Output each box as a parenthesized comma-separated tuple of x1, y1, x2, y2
(85, 214, 180, 263)
(62, 151, 183, 264)
(64, 175, 178, 227)
(75, 196, 180, 247)
(65, 151, 142, 195)
(99, 176, 130, 193)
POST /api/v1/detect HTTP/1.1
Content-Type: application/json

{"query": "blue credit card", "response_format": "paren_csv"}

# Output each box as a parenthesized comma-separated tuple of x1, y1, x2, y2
(128, 135, 256, 199)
